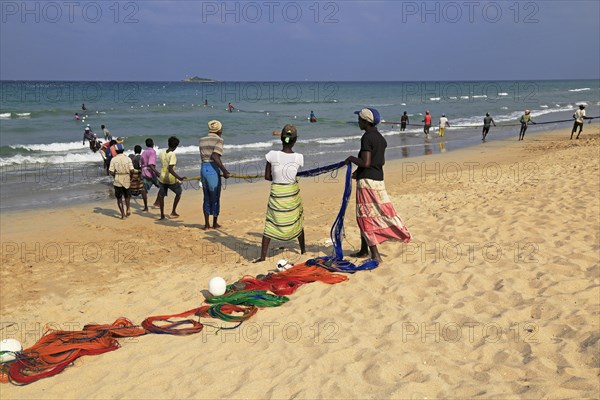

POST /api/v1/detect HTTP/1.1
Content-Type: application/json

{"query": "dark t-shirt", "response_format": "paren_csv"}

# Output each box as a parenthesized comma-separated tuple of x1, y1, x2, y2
(355, 127, 387, 181)
(129, 154, 142, 170)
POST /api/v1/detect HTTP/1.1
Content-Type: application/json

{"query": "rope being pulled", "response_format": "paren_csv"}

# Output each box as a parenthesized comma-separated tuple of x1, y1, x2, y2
(381, 115, 599, 129)
(183, 161, 347, 181)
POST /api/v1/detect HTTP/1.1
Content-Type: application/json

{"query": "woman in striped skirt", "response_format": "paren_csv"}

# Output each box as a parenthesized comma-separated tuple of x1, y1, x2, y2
(255, 124, 305, 262)
(345, 108, 411, 263)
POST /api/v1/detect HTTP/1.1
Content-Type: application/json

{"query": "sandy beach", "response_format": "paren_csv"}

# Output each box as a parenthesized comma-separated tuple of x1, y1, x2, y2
(1, 126, 599, 399)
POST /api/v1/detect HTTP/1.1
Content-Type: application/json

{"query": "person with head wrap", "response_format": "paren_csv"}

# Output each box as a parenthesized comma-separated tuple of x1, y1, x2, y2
(255, 124, 305, 262)
(199, 120, 230, 229)
(345, 108, 411, 264)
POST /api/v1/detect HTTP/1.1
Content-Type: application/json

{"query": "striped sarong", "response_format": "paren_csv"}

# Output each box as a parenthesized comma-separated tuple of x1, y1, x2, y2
(264, 181, 304, 241)
(129, 172, 145, 197)
(356, 178, 411, 246)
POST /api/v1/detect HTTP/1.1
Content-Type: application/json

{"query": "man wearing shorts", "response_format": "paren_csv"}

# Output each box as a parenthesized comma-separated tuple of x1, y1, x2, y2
(109, 143, 134, 219)
(422, 110, 432, 138)
(571, 105, 591, 140)
(140, 138, 160, 207)
(482, 113, 496, 142)
(158, 136, 186, 220)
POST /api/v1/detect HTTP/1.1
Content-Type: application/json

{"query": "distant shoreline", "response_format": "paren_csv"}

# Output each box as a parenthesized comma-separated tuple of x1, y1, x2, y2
(1, 78, 598, 83)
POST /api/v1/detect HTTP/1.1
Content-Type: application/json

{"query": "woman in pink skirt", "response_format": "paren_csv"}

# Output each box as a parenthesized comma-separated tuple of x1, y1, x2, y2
(345, 108, 411, 263)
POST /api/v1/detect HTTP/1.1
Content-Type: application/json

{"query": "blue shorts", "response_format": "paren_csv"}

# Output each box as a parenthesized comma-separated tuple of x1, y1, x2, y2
(143, 176, 159, 192)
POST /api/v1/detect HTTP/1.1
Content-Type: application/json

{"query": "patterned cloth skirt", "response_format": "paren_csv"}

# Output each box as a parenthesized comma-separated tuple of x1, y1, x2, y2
(356, 178, 411, 246)
(263, 181, 304, 241)
(129, 172, 146, 196)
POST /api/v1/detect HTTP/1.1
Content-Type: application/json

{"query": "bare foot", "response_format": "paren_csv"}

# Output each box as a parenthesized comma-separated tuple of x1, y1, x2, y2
(159, 216, 165, 220)
(202, 225, 210, 231)
(252, 258, 265, 263)
(170, 213, 180, 219)
(142, 208, 148, 212)
(212, 223, 221, 229)
(126, 210, 131, 217)
(350, 251, 369, 258)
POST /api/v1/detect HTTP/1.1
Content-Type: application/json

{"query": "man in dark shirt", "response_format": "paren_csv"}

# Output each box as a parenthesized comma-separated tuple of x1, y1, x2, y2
(400, 111, 409, 131)
(83, 126, 99, 152)
(345, 108, 411, 263)
(482, 112, 496, 142)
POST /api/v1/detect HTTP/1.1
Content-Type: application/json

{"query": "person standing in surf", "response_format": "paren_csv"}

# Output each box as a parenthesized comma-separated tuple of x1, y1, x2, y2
(438, 114, 450, 137)
(400, 111, 409, 131)
(422, 110, 432, 138)
(101, 124, 112, 141)
(345, 108, 411, 263)
(83, 126, 99, 152)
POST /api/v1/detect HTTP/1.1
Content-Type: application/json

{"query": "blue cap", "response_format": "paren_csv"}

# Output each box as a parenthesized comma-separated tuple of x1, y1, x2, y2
(115, 143, 124, 152)
(354, 108, 381, 125)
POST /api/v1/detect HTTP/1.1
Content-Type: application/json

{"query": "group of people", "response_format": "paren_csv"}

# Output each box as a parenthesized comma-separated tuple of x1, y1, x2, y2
(81, 124, 113, 152)
(517, 106, 589, 141)
(398, 110, 451, 139)
(256, 109, 410, 263)
(400, 104, 592, 142)
(105, 109, 412, 263)
(101, 102, 592, 261)
(105, 136, 181, 220)
(397, 105, 591, 142)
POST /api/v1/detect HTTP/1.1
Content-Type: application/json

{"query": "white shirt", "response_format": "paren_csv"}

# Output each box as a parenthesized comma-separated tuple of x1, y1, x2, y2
(575, 109, 586, 124)
(265, 150, 304, 184)
(439, 117, 449, 127)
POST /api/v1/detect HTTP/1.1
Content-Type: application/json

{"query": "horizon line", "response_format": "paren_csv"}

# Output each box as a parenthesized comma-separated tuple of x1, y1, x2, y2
(1, 78, 599, 83)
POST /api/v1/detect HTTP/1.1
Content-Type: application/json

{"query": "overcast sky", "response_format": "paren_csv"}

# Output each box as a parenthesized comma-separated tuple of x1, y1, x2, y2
(1, 0, 599, 81)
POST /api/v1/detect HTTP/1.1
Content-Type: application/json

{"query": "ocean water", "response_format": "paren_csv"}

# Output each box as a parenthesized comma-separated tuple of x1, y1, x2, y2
(0, 80, 598, 210)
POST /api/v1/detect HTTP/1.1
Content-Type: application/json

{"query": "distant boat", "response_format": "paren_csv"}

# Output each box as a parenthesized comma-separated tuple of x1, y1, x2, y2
(182, 76, 218, 83)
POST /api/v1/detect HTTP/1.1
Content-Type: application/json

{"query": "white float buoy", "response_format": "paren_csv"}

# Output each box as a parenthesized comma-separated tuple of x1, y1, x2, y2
(208, 277, 227, 296)
(0, 338, 22, 363)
